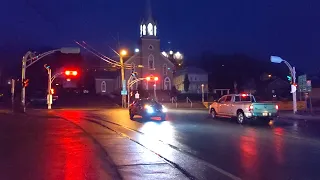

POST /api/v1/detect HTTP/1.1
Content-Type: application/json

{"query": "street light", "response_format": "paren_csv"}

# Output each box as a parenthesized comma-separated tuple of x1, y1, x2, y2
(119, 49, 128, 108)
(120, 49, 128, 56)
(21, 47, 80, 112)
(201, 84, 204, 102)
(270, 56, 297, 114)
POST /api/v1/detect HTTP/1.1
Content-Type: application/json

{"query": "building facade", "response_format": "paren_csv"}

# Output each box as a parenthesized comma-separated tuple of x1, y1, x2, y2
(124, 0, 175, 91)
(173, 67, 208, 94)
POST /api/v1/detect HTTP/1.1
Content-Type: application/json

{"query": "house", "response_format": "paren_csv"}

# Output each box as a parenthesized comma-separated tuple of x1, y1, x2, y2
(173, 67, 208, 94)
(94, 70, 119, 95)
(124, 0, 175, 91)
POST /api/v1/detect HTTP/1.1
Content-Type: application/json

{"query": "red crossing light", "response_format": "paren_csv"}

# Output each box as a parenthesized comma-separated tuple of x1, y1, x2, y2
(65, 70, 78, 76)
(145, 76, 158, 81)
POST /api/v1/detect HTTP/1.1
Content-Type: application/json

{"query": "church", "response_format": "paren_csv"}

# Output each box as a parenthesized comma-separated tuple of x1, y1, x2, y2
(124, 0, 175, 91)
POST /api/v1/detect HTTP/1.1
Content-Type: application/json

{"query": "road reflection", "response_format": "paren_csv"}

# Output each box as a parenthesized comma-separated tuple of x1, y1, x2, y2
(137, 121, 175, 159)
(272, 127, 285, 164)
(239, 129, 258, 174)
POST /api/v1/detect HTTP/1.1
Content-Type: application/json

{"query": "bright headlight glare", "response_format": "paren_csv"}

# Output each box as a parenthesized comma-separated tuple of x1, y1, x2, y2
(145, 105, 154, 113)
(162, 105, 168, 112)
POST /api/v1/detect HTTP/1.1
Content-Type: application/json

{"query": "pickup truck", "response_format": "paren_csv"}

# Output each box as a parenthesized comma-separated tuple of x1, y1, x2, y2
(209, 94, 278, 124)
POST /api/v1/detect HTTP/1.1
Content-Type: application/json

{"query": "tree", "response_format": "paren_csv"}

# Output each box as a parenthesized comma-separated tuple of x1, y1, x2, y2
(170, 86, 178, 98)
(184, 74, 190, 92)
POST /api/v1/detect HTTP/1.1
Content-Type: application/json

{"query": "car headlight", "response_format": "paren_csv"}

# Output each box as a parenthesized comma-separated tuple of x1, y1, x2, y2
(162, 105, 168, 113)
(144, 105, 154, 113)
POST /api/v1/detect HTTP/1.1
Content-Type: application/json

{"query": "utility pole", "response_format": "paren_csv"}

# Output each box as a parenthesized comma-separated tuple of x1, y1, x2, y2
(47, 68, 52, 110)
(21, 53, 29, 113)
(292, 67, 297, 114)
(119, 50, 128, 108)
(11, 79, 15, 112)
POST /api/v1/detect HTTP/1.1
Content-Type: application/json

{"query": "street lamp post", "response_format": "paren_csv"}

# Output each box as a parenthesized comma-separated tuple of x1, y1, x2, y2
(21, 47, 80, 112)
(120, 50, 127, 108)
(201, 84, 204, 102)
(270, 56, 297, 114)
(44, 65, 53, 110)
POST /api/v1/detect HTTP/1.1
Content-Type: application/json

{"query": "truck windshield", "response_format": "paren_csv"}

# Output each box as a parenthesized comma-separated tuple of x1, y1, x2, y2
(235, 95, 256, 102)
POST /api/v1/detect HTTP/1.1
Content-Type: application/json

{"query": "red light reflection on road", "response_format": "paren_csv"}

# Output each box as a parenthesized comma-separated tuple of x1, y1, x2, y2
(240, 129, 258, 172)
(57, 110, 86, 124)
(272, 127, 285, 164)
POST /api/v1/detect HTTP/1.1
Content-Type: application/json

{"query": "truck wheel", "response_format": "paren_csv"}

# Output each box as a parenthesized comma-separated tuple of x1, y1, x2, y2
(237, 112, 246, 124)
(211, 109, 217, 119)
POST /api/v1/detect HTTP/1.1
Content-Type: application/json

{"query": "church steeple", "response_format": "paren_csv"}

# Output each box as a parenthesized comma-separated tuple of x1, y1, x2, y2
(145, 0, 154, 22)
(140, 0, 157, 38)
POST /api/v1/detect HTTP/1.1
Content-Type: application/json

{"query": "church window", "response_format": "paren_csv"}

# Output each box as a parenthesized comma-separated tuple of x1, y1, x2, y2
(149, 45, 154, 50)
(101, 81, 106, 93)
(143, 25, 146, 35)
(148, 54, 155, 69)
(147, 23, 153, 35)
(140, 25, 143, 37)
(163, 64, 167, 75)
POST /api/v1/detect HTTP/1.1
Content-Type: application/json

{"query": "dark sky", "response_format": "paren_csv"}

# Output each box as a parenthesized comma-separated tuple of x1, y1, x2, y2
(1, 0, 320, 72)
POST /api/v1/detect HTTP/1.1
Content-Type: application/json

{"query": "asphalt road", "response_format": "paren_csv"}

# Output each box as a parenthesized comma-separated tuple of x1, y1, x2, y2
(48, 108, 320, 180)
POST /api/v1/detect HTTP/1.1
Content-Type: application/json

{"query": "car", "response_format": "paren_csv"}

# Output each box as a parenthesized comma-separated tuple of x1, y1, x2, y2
(209, 94, 279, 124)
(29, 91, 58, 105)
(129, 98, 168, 120)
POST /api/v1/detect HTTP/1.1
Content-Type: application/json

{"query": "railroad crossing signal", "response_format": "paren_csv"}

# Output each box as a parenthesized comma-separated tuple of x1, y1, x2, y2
(22, 79, 29, 87)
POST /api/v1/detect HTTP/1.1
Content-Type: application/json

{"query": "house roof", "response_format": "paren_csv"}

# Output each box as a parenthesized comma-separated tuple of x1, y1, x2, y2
(93, 70, 119, 79)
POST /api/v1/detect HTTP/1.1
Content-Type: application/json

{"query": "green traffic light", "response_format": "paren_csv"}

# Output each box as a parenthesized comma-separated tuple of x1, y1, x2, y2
(287, 75, 292, 81)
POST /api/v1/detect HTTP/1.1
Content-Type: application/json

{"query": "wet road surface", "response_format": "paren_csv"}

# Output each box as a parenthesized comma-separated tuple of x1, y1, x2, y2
(49, 108, 320, 180)
(0, 112, 120, 180)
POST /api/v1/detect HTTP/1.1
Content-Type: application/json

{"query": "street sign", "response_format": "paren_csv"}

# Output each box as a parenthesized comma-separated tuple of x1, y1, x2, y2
(135, 92, 140, 99)
(121, 90, 127, 95)
(298, 75, 312, 92)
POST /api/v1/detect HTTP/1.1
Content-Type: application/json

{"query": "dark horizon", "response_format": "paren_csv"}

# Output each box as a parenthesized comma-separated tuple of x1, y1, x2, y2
(1, 0, 320, 73)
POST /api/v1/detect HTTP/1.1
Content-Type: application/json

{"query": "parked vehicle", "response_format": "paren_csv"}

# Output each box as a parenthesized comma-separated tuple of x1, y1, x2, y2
(29, 91, 58, 105)
(209, 94, 278, 124)
(129, 98, 168, 120)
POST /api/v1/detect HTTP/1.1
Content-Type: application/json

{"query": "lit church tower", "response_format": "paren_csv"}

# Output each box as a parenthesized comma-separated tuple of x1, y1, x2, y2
(125, 0, 174, 92)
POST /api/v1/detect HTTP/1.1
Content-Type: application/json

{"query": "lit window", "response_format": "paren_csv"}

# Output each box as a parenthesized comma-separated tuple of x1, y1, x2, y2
(148, 54, 154, 69)
(162, 51, 168, 57)
(140, 25, 142, 37)
(163, 64, 167, 75)
(147, 23, 153, 35)
(143, 25, 146, 35)
(154, 25, 157, 36)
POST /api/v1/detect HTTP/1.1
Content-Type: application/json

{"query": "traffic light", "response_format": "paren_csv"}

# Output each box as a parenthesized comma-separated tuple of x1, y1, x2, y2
(22, 79, 29, 87)
(145, 76, 159, 81)
(287, 75, 292, 82)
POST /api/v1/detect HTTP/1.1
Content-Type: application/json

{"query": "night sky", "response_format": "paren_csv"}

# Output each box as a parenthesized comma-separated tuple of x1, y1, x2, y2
(1, 0, 320, 72)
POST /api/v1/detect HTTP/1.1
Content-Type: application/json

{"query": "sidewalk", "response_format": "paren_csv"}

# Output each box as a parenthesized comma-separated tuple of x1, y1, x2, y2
(0, 112, 121, 180)
(278, 111, 320, 121)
